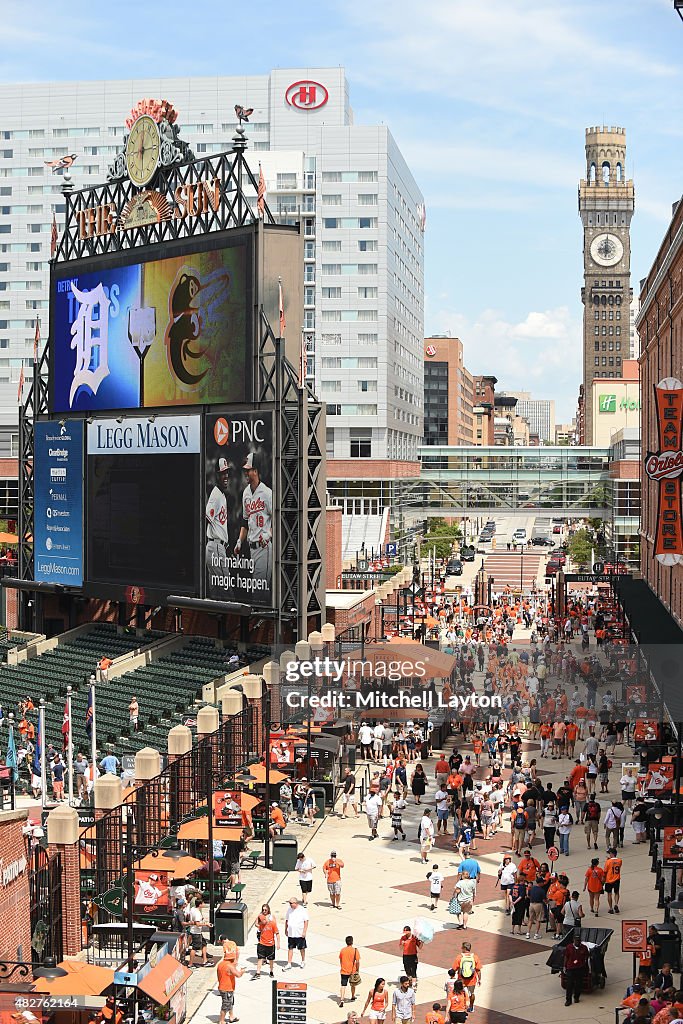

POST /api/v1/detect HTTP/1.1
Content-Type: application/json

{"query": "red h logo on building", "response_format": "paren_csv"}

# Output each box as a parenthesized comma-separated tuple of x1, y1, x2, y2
(285, 80, 329, 110)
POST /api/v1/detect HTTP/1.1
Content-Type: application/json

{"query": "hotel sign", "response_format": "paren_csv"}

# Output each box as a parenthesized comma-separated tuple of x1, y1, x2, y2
(644, 377, 683, 566)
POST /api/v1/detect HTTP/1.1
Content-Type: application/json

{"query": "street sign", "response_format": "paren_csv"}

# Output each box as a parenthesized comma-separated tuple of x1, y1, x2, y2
(593, 561, 605, 575)
(548, 846, 559, 861)
(273, 980, 307, 1024)
(357, 559, 369, 571)
(341, 571, 388, 581)
(92, 886, 126, 917)
(386, 542, 398, 556)
(564, 573, 631, 583)
(621, 919, 648, 953)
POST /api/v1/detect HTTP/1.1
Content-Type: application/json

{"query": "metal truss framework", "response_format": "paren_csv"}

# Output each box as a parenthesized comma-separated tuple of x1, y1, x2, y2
(18, 137, 325, 641)
(258, 310, 324, 640)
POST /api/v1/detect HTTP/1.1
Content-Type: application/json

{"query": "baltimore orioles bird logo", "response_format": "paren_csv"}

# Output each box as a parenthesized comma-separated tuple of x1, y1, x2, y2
(165, 266, 231, 390)
(44, 154, 78, 173)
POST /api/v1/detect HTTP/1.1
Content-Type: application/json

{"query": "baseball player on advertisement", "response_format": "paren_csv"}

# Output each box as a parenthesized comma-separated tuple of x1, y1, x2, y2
(234, 453, 273, 583)
(206, 457, 231, 578)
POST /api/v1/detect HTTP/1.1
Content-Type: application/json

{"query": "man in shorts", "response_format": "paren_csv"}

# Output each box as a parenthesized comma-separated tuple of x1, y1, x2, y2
(283, 897, 309, 970)
(187, 895, 209, 968)
(341, 769, 359, 818)
(584, 797, 601, 850)
(217, 945, 244, 1023)
(604, 847, 622, 914)
(322, 851, 344, 908)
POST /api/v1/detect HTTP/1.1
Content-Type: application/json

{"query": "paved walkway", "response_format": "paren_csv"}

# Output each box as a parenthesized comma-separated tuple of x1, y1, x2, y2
(189, 727, 658, 1024)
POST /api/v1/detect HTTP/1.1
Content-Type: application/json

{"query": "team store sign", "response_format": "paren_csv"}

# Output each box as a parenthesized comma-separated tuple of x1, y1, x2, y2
(644, 377, 683, 566)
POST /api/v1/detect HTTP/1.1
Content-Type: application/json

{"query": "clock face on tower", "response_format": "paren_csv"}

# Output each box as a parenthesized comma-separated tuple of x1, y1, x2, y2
(589, 232, 624, 268)
(125, 115, 161, 188)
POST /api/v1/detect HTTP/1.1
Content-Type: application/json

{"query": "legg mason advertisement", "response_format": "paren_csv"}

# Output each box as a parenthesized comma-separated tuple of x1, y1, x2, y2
(204, 410, 273, 609)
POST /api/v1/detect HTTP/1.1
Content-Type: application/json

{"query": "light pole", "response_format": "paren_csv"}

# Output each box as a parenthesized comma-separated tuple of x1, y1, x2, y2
(675, 1, 683, 23)
(520, 546, 524, 594)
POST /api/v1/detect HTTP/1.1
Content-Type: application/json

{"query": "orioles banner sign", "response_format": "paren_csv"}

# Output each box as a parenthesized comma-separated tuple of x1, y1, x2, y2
(644, 377, 683, 566)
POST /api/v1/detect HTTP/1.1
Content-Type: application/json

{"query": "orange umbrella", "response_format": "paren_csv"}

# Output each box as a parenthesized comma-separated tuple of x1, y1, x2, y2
(249, 763, 288, 784)
(177, 820, 244, 842)
(33, 960, 114, 995)
(135, 852, 203, 876)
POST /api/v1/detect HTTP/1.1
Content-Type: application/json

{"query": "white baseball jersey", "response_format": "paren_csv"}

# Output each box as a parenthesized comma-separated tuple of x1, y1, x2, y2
(242, 481, 272, 546)
(206, 486, 229, 544)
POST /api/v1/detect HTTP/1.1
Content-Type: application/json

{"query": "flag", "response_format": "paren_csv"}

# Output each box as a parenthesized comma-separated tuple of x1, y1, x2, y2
(33, 714, 41, 776)
(6, 726, 17, 783)
(257, 163, 266, 218)
(85, 688, 93, 737)
(33, 317, 40, 364)
(50, 212, 58, 258)
(61, 698, 70, 751)
(17, 365, 24, 405)
(278, 279, 286, 338)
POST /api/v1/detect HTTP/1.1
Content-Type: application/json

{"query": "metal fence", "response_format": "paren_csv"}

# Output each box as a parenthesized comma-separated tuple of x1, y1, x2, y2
(29, 847, 63, 965)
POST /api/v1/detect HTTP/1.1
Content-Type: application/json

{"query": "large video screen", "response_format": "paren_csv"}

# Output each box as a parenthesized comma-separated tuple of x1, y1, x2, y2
(50, 232, 251, 414)
(204, 409, 274, 609)
(87, 416, 200, 593)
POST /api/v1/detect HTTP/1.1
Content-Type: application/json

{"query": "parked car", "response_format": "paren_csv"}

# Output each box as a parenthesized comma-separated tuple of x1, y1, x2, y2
(446, 559, 463, 576)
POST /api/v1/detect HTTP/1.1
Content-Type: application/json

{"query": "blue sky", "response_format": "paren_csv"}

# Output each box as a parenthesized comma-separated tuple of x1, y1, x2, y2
(2, 0, 682, 420)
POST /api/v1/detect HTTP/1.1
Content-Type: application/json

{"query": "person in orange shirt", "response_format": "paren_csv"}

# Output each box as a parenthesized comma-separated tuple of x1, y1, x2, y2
(269, 802, 286, 838)
(425, 1002, 446, 1024)
(362, 977, 389, 1020)
(517, 850, 540, 883)
(622, 985, 646, 1010)
(399, 925, 422, 985)
(548, 874, 570, 937)
(472, 736, 483, 767)
(539, 722, 552, 759)
(583, 857, 606, 915)
(565, 722, 579, 757)
(604, 847, 622, 914)
(339, 935, 361, 1007)
(217, 947, 245, 1024)
(322, 851, 344, 908)
(569, 760, 588, 792)
(452, 942, 482, 1011)
(446, 980, 469, 1023)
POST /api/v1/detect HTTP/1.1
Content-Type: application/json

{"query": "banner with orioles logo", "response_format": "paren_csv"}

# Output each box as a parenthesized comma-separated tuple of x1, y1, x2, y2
(644, 377, 683, 566)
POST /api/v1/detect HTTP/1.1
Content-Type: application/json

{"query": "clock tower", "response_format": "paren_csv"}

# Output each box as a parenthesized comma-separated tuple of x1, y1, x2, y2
(578, 126, 634, 443)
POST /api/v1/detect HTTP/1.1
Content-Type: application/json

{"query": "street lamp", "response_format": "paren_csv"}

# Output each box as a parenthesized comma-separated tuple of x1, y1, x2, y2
(0, 956, 68, 980)
(676, 0, 683, 23)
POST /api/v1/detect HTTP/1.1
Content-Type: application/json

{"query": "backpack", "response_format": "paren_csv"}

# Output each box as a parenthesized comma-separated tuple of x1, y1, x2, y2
(514, 811, 527, 830)
(459, 952, 476, 980)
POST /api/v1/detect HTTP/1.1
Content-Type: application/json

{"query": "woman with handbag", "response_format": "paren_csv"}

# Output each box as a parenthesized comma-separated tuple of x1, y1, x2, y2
(562, 890, 585, 932)
(362, 977, 389, 1021)
(449, 869, 477, 930)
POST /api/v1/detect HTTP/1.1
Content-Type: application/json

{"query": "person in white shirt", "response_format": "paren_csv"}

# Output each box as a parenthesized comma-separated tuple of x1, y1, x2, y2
(294, 852, 316, 907)
(427, 864, 444, 911)
(283, 898, 309, 970)
(365, 792, 382, 840)
(358, 723, 373, 760)
(188, 895, 209, 968)
(372, 723, 384, 761)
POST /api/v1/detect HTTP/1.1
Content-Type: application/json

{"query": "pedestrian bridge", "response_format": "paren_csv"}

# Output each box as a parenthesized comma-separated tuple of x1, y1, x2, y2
(415, 445, 612, 518)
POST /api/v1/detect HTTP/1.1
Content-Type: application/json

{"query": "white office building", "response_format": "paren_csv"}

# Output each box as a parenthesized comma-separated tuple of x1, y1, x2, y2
(504, 391, 556, 444)
(0, 68, 424, 465)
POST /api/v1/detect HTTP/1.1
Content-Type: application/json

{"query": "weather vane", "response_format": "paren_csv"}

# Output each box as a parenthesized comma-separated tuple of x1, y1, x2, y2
(234, 105, 254, 126)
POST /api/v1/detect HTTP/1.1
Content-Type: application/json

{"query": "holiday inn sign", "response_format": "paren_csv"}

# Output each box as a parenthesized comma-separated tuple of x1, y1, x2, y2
(598, 393, 641, 413)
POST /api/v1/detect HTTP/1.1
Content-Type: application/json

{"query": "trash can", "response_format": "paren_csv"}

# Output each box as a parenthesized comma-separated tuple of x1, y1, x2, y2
(652, 922, 681, 971)
(272, 835, 298, 872)
(213, 901, 248, 945)
(311, 787, 326, 820)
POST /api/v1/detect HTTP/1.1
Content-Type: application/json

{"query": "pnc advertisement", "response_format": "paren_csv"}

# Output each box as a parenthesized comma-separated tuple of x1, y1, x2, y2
(204, 409, 273, 609)
(50, 238, 250, 413)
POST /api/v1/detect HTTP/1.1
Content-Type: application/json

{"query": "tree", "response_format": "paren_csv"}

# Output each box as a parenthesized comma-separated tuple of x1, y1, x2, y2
(568, 528, 593, 569)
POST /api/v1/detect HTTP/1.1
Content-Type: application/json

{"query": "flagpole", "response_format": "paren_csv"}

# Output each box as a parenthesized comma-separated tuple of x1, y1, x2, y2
(66, 685, 73, 805)
(90, 674, 97, 791)
(39, 699, 46, 808)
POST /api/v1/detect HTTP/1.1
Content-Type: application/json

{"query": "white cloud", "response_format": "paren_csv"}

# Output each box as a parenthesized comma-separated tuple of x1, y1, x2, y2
(426, 305, 582, 418)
